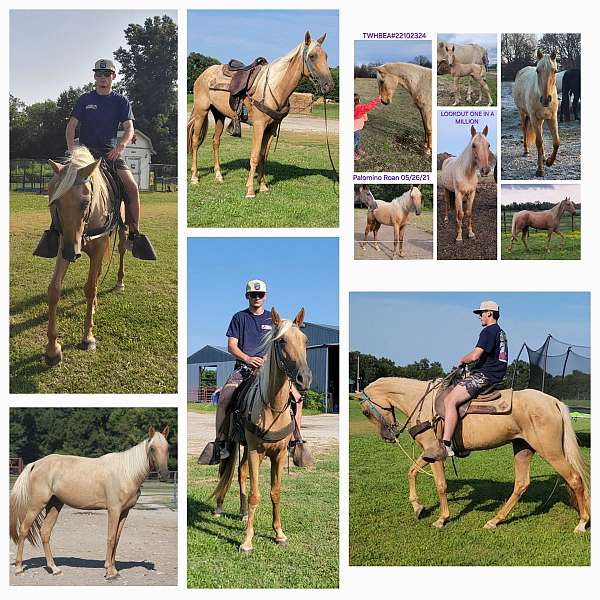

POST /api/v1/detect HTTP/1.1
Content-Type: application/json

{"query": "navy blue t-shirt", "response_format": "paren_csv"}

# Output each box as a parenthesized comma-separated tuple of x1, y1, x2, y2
(473, 323, 508, 383)
(71, 91, 134, 153)
(226, 309, 273, 361)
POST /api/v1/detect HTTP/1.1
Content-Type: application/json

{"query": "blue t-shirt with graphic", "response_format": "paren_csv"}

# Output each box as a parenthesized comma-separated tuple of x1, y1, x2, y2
(473, 323, 508, 383)
(71, 91, 134, 153)
(226, 309, 273, 360)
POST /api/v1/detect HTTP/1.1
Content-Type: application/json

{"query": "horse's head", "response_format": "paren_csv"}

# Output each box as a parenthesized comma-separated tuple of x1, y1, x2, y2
(147, 426, 170, 482)
(536, 49, 558, 108)
(563, 196, 577, 214)
(437, 41, 455, 71)
(271, 307, 312, 391)
(355, 184, 375, 208)
(357, 390, 398, 442)
(374, 66, 396, 105)
(302, 32, 334, 96)
(470, 125, 492, 176)
(48, 152, 101, 262)
(409, 184, 422, 216)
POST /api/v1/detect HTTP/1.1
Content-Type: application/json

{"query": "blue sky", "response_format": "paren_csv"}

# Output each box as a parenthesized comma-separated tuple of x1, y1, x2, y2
(188, 10, 339, 66)
(501, 184, 581, 206)
(438, 111, 497, 156)
(10, 10, 177, 105)
(350, 292, 590, 371)
(438, 34, 497, 64)
(354, 40, 431, 66)
(188, 238, 338, 355)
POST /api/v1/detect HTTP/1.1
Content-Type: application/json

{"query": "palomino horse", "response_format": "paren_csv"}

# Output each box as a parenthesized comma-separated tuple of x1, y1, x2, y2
(438, 45, 492, 106)
(513, 50, 560, 177)
(508, 196, 577, 253)
(187, 32, 334, 198)
(359, 377, 590, 532)
(10, 427, 170, 579)
(44, 146, 128, 366)
(358, 185, 422, 259)
(437, 41, 488, 104)
(374, 63, 432, 155)
(213, 308, 312, 554)
(440, 125, 492, 241)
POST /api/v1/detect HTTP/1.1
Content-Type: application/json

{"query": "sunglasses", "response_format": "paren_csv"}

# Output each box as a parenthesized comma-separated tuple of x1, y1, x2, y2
(248, 292, 265, 299)
(94, 70, 113, 78)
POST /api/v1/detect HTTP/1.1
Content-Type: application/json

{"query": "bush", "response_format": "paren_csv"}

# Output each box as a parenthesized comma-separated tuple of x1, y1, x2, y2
(302, 390, 324, 411)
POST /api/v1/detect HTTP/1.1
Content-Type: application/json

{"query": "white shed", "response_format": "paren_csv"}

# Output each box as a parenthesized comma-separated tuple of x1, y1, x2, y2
(117, 129, 156, 191)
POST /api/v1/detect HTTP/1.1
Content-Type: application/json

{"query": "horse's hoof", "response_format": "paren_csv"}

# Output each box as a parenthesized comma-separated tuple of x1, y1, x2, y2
(275, 537, 289, 547)
(14, 567, 24, 576)
(414, 505, 424, 519)
(432, 519, 446, 529)
(215, 175, 224, 183)
(245, 193, 256, 199)
(574, 522, 586, 533)
(455, 238, 463, 243)
(484, 520, 498, 530)
(546, 158, 555, 167)
(468, 232, 476, 239)
(105, 572, 120, 580)
(45, 352, 62, 366)
(536, 170, 544, 177)
(213, 508, 224, 518)
(114, 282, 125, 293)
(51, 568, 63, 576)
(239, 545, 253, 555)
(443, 217, 449, 224)
(259, 186, 269, 193)
(81, 340, 96, 352)
(190, 178, 198, 185)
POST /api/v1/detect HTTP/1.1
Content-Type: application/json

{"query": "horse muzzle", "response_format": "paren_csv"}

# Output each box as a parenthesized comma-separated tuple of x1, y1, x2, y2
(158, 469, 170, 483)
(295, 368, 312, 392)
(540, 95, 551, 107)
(381, 98, 390, 106)
(319, 77, 335, 96)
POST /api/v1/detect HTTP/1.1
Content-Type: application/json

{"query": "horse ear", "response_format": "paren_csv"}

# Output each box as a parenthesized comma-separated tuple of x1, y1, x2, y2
(537, 49, 543, 60)
(415, 184, 421, 189)
(293, 307, 305, 327)
(162, 425, 170, 440)
(470, 125, 476, 138)
(77, 158, 101, 181)
(550, 50, 556, 60)
(48, 159, 64, 175)
(148, 426, 155, 439)
(482, 125, 489, 137)
(451, 45, 455, 52)
(304, 31, 311, 45)
(271, 307, 281, 326)
(317, 33, 327, 45)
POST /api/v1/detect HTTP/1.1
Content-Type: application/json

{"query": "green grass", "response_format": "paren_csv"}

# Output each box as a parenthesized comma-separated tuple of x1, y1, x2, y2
(501, 230, 581, 260)
(187, 448, 339, 588)
(349, 399, 590, 566)
(437, 72, 498, 106)
(188, 129, 338, 228)
(354, 78, 432, 173)
(10, 191, 178, 393)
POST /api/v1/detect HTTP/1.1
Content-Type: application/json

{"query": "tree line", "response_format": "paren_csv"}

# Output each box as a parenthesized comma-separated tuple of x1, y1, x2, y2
(354, 56, 432, 79)
(502, 200, 581, 212)
(187, 52, 339, 102)
(9, 408, 178, 470)
(10, 15, 177, 164)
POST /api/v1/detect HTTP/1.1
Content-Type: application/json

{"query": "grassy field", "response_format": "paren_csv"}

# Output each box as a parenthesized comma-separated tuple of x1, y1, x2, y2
(188, 129, 338, 228)
(349, 399, 590, 566)
(501, 230, 581, 260)
(354, 78, 432, 173)
(437, 71, 498, 106)
(10, 191, 177, 394)
(187, 447, 339, 588)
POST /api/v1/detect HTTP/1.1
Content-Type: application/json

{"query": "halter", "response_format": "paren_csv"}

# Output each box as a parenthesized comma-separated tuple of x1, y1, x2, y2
(358, 391, 399, 435)
(302, 43, 323, 92)
(273, 331, 301, 382)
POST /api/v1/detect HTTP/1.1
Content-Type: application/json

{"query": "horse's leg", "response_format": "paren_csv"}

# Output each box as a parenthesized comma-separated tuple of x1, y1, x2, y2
(392, 222, 400, 259)
(361, 220, 369, 251)
(452, 75, 460, 106)
(245, 121, 267, 198)
(373, 222, 381, 251)
(408, 456, 428, 518)
(454, 191, 465, 242)
(431, 461, 450, 528)
(479, 76, 492, 106)
(443, 189, 450, 224)
(419, 106, 432, 155)
(466, 190, 476, 239)
(82, 242, 106, 351)
(110, 508, 130, 575)
(190, 109, 209, 184)
(239, 445, 249, 521)
(270, 449, 288, 545)
(212, 110, 225, 183)
(14, 504, 46, 575)
(40, 497, 64, 575)
(115, 227, 126, 292)
(484, 440, 534, 529)
(104, 508, 120, 579)
(465, 75, 473, 102)
(258, 124, 276, 193)
(398, 223, 407, 258)
(519, 111, 530, 156)
(533, 119, 546, 177)
(45, 255, 70, 365)
(555, 229, 566, 249)
(240, 449, 263, 553)
(546, 230, 553, 252)
(545, 113, 560, 168)
(522, 228, 530, 252)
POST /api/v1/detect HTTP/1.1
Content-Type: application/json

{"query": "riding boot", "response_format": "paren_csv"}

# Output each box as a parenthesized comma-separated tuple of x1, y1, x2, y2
(128, 232, 157, 260)
(422, 440, 450, 463)
(226, 117, 242, 138)
(33, 226, 60, 258)
(197, 440, 230, 465)
(288, 439, 315, 468)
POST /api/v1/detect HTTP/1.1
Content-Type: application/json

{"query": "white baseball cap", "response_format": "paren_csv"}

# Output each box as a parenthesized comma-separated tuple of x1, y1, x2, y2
(93, 59, 117, 73)
(473, 300, 499, 314)
(246, 279, 267, 293)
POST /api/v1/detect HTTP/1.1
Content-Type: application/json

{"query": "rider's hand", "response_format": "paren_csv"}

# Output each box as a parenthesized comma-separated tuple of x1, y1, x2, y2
(106, 143, 125, 161)
(246, 356, 264, 369)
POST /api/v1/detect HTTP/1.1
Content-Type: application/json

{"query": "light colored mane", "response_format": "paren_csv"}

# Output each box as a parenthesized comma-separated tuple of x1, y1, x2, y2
(50, 146, 109, 212)
(251, 41, 308, 92)
(103, 438, 151, 487)
(391, 189, 415, 213)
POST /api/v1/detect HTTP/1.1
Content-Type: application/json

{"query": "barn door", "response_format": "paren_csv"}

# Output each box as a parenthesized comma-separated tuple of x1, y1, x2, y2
(125, 157, 142, 186)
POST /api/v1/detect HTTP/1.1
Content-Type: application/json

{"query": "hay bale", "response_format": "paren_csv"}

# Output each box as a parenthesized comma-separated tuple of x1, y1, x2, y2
(290, 92, 313, 114)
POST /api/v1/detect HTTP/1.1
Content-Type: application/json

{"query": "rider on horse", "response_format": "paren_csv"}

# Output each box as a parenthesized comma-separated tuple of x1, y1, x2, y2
(211, 279, 313, 466)
(423, 300, 508, 462)
(34, 58, 156, 260)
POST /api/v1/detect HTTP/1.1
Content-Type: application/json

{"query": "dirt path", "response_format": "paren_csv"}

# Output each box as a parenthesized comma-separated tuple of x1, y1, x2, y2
(187, 411, 338, 457)
(353, 209, 433, 260)
(10, 505, 177, 586)
(500, 81, 580, 180)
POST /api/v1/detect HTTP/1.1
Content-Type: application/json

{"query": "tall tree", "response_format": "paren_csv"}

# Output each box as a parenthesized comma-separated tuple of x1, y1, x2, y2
(114, 15, 178, 163)
(187, 52, 220, 92)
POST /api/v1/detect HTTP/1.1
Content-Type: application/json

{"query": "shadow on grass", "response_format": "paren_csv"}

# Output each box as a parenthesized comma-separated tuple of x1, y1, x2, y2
(19, 556, 155, 575)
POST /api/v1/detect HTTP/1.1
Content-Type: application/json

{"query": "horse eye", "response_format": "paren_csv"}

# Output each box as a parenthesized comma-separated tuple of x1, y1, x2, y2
(309, 53, 316, 60)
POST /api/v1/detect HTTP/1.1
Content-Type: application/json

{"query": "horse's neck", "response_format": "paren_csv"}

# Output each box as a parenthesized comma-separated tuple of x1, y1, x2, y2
(388, 378, 431, 416)
(266, 47, 304, 108)
(264, 348, 291, 413)
(552, 201, 565, 221)
(118, 441, 150, 489)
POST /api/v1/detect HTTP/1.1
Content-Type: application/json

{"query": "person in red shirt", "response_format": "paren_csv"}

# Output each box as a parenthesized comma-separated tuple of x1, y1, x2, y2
(354, 94, 381, 159)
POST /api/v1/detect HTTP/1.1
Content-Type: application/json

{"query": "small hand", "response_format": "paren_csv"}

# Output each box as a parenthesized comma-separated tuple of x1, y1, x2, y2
(247, 356, 264, 369)
(106, 144, 125, 161)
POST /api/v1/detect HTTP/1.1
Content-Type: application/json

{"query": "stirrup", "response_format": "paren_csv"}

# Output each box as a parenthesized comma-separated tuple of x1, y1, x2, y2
(226, 119, 242, 138)
(197, 441, 221, 465)
(289, 440, 314, 468)
(33, 229, 60, 258)
(129, 233, 157, 260)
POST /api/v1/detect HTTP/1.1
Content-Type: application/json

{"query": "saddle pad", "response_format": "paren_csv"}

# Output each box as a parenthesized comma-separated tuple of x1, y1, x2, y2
(208, 78, 231, 92)
(435, 385, 512, 419)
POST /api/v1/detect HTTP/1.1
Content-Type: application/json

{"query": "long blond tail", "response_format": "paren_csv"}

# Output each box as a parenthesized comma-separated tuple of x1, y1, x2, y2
(559, 402, 590, 514)
(511, 212, 519, 237)
(10, 463, 43, 546)
(523, 115, 536, 148)
(211, 442, 240, 501)
(187, 113, 208, 151)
